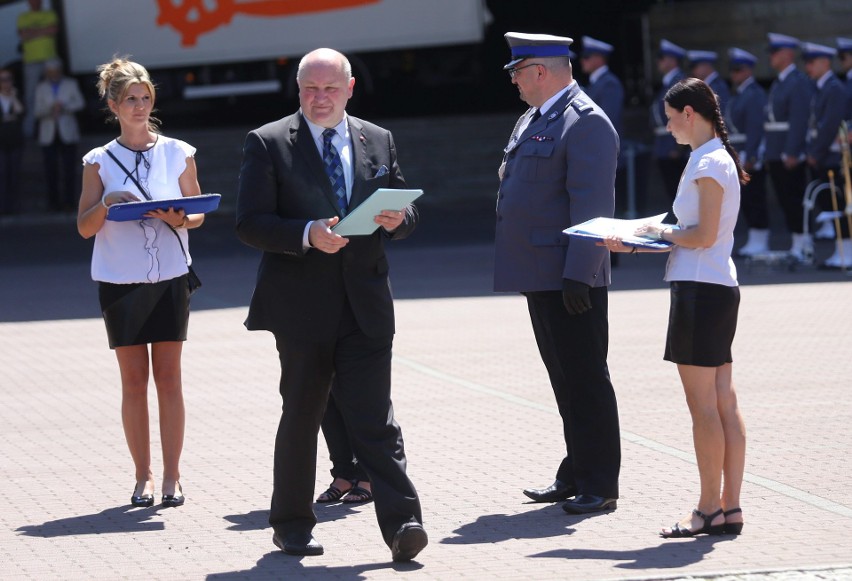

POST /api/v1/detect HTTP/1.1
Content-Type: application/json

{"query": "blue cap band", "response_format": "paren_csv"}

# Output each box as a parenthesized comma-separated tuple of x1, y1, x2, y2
(511, 45, 572, 59)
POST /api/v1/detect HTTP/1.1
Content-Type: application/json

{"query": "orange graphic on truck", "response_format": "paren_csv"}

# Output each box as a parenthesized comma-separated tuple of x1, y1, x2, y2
(156, 0, 381, 46)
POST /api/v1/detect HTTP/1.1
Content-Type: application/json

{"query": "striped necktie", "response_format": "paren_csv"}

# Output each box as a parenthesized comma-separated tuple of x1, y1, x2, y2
(322, 128, 348, 215)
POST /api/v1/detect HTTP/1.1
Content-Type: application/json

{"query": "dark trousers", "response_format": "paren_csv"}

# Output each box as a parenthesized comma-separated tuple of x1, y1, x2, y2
(41, 139, 78, 211)
(0, 146, 22, 214)
(321, 390, 368, 482)
(271, 300, 421, 546)
(767, 160, 808, 234)
(525, 288, 621, 499)
(740, 168, 769, 230)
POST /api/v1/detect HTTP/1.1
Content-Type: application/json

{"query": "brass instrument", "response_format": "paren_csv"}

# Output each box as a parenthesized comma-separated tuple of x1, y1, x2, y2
(828, 170, 846, 271)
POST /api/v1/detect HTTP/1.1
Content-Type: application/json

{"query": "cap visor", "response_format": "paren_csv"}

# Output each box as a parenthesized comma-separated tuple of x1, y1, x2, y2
(504, 57, 526, 70)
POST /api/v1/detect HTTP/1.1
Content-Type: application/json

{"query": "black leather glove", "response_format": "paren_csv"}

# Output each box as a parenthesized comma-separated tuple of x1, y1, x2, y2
(562, 279, 592, 315)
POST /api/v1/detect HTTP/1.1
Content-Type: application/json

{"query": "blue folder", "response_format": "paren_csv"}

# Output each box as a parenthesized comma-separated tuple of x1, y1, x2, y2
(106, 194, 221, 222)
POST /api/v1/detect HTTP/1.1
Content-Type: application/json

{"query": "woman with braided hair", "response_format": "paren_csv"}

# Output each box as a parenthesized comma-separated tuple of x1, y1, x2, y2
(601, 77, 747, 538)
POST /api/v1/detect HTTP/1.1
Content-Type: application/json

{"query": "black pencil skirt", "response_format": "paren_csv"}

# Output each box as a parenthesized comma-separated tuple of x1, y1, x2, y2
(99, 275, 190, 349)
(664, 280, 740, 367)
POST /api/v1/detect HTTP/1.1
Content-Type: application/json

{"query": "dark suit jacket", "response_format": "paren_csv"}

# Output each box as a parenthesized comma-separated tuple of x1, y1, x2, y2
(236, 111, 417, 340)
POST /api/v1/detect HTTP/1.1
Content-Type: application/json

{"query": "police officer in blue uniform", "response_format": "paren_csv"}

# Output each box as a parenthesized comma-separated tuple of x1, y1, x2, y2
(495, 32, 621, 515)
(580, 36, 624, 136)
(725, 48, 770, 256)
(579, 35, 633, 225)
(838, 38, 852, 123)
(688, 50, 731, 113)
(652, 39, 688, 202)
(802, 42, 850, 268)
(764, 33, 816, 261)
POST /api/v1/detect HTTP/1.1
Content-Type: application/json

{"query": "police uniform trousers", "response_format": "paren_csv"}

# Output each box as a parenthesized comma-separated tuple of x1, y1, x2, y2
(740, 168, 769, 230)
(767, 160, 808, 234)
(525, 287, 621, 499)
(270, 297, 422, 546)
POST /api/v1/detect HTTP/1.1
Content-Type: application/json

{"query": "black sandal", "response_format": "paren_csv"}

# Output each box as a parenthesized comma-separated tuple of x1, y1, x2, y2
(661, 508, 725, 538)
(342, 484, 373, 504)
(315, 479, 355, 503)
(723, 507, 744, 535)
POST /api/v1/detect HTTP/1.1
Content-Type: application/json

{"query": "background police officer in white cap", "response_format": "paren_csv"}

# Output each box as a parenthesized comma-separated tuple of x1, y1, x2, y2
(838, 37, 852, 125)
(580, 36, 624, 136)
(802, 42, 850, 268)
(725, 48, 770, 257)
(764, 32, 815, 261)
(494, 32, 621, 516)
(652, 39, 688, 203)
(688, 50, 731, 113)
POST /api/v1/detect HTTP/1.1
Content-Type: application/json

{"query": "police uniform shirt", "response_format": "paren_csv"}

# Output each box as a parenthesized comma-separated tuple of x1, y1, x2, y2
(651, 67, 686, 158)
(764, 63, 814, 162)
(807, 70, 847, 169)
(725, 75, 766, 166)
(585, 65, 624, 135)
(705, 70, 731, 114)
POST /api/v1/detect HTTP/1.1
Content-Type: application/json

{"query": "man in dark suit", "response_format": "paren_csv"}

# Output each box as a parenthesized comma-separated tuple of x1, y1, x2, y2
(235, 48, 427, 561)
(495, 32, 621, 515)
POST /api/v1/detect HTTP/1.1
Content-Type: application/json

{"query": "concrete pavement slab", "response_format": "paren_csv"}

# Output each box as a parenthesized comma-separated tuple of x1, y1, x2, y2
(2, 252, 851, 579)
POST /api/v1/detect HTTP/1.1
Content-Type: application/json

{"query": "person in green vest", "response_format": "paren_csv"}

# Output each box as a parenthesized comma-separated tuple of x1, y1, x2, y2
(16, 0, 59, 138)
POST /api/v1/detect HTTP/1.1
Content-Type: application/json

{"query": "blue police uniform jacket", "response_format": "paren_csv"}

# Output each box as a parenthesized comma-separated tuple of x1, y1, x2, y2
(764, 68, 814, 161)
(807, 72, 847, 170)
(724, 77, 767, 165)
(844, 72, 852, 124)
(494, 83, 618, 292)
(707, 72, 732, 116)
(651, 69, 685, 159)
(584, 69, 624, 136)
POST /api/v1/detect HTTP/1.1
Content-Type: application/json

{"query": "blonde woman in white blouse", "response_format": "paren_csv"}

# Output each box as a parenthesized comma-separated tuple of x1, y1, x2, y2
(77, 58, 204, 508)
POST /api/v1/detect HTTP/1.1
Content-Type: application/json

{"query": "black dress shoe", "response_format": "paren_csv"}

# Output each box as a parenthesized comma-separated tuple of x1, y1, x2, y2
(523, 479, 577, 503)
(162, 483, 185, 507)
(391, 522, 428, 562)
(562, 494, 617, 514)
(130, 493, 154, 508)
(273, 531, 324, 556)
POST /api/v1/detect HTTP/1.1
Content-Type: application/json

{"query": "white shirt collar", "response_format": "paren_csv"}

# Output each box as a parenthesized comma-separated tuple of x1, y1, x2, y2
(538, 81, 575, 118)
(736, 75, 755, 93)
(663, 67, 680, 86)
(302, 112, 349, 148)
(704, 70, 719, 85)
(778, 63, 796, 81)
(589, 65, 609, 85)
(816, 70, 834, 89)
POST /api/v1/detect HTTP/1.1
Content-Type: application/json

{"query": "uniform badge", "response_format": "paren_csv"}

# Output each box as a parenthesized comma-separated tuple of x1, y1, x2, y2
(531, 135, 553, 141)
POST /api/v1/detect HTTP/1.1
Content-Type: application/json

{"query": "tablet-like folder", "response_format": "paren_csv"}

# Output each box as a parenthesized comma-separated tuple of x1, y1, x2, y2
(331, 188, 423, 236)
(563, 213, 676, 250)
(106, 193, 221, 222)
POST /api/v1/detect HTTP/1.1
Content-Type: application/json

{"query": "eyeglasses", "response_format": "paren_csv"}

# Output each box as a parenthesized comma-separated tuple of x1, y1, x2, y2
(507, 63, 543, 79)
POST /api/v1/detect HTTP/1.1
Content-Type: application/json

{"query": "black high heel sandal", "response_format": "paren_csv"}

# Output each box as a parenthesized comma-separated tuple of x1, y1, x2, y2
(661, 508, 725, 538)
(723, 507, 744, 535)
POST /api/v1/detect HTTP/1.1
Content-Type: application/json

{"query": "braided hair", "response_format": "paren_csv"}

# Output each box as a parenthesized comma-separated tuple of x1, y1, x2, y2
(665, 77, 749, 185)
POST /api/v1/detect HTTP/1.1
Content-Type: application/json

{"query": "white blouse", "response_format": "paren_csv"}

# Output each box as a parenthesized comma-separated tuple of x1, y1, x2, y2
(83, 136, 196, 284)
(664, 137, 740, 287)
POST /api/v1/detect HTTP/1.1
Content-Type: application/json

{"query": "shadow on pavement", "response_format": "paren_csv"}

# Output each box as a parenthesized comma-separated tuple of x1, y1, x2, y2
(16, 505, 164, 537)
